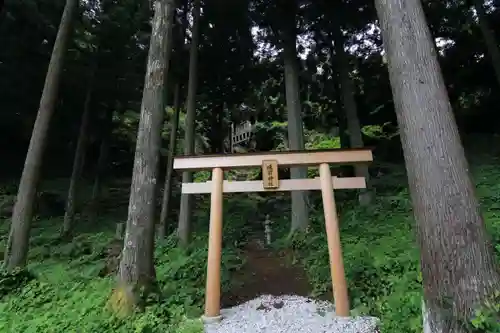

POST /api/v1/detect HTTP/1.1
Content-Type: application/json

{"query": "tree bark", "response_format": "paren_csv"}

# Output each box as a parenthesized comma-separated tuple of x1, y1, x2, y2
(331, 46, 353, 178)
(158, 83, 181, 238)
(374, 1, 500, 332)
(61, 72, 94, 238)
(336, 98, 353, 177)
(88, 108, 113, 223)
(333, 29, 373, 205)
(282, 12, 309, 234)
(4, 0, 78, 271)
(209, 103, 224, 154)
(178, 0, 201, 247)
(111, 0, 176, 313)
(473, 0, 500, 89)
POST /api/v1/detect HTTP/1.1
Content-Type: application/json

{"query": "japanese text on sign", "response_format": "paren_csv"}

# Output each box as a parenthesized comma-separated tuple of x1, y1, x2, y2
(262, 160, 279, 189)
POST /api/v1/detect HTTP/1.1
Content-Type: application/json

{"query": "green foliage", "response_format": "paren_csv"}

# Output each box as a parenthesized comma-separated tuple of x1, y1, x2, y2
(361, 123, 398, 140)
(0, 195, 16, 218)
(0, 268, 36, 299)
(275, 159, 500, 333)
(474, 163, 500, 260)
(2, 0, 500, 329)
(1, 148, 500, 333)
(470, 290, 500, 333)
(155, 233, 243, 309)
(304, 130, 341, 150)
(193, 171, 211, 183)
(0, 218, 243, 333)
(282, 195, 423, 333)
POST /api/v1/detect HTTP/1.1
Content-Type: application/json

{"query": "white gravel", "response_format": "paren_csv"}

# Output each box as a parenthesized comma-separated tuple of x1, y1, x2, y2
(204, 294, 380, 333)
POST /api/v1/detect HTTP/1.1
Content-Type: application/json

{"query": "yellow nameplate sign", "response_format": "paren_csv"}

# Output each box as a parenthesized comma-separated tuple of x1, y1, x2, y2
(262, 160, 279, 189)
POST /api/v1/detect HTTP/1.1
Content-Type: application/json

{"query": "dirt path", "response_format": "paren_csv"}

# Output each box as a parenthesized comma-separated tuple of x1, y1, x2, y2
(221, 239, 312, 308)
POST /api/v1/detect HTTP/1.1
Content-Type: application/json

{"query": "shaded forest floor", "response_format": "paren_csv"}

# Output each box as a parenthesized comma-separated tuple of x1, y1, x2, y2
(0, 148, 499, 332)
(221, 239, 311, 308)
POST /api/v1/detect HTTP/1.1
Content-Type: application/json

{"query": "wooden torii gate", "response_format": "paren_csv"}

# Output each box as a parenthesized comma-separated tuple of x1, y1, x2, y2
(173, 148, 373, 321)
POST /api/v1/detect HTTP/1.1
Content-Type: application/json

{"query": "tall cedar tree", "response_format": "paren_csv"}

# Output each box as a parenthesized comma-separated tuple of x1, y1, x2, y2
(178, 0, 201, 247)
(159, 83, 181, 237)
(159, 0, 188, 237)
(62, 66, 95, 238)
(4, 0, 78, 270)
(88, 107, 114, 223)
(332, 27, 372, 205)
(281, 0, 309, 233)
(110, 0, 176, 312)
(374, 0, 500, 332)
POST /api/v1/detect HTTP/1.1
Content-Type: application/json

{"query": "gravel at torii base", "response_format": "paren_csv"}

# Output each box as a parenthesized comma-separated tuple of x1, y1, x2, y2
(203, 295, 380, 333)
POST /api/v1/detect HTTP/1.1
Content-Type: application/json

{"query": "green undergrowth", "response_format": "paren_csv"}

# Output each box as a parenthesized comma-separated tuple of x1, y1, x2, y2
(0, 218, 243, 333)
(278, 193, 423, 332)
(0, 154, 499, 332)
(272, 159, 500, 333)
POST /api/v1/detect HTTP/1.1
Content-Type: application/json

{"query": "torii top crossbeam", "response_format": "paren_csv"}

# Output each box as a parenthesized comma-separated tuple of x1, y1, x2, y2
(173, 147, 373, 171)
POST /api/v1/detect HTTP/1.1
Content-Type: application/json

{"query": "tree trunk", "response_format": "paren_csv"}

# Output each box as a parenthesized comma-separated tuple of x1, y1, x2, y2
(61, 72, 94, 238)
(177, 0, 201, 247)
(333, 29, 373, 205)
(209, 103, 224, 154)
(328, 50, 350, 151)
(158, 83, 181, 238)
(110, 0, 176, 314)
(473, 0, 500, 89)
(374, 1, 500, 332)
(337, 114, 350, 151)
(282, 20, 309, 234)
(332, 62, 353, 178)
(3, 0, 78, 271)
(88, 108, 113, 223)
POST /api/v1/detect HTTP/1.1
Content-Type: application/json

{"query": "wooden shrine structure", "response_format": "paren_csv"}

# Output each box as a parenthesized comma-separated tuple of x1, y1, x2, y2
(173, 148, 373, 321)
(225, 120, 256, 153)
